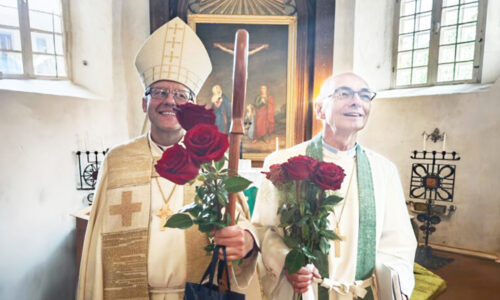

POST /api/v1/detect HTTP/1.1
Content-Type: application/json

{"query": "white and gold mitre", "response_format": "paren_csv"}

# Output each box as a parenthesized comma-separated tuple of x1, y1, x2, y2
(134, 17, 212, 94)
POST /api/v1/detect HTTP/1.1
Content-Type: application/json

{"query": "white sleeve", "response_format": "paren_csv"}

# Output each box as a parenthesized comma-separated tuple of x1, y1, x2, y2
(377, 163, 418, 297)
(231, 200, 259, 289)
(251, 158, 291, 297)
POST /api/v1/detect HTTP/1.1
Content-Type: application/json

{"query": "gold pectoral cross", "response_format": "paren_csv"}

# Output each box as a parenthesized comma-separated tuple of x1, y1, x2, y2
(334, 227, 346, 258)
(156, 204, 173, 231)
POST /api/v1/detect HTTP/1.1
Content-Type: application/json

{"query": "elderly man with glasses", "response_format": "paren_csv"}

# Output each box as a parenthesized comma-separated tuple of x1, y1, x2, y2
(77, 18, 259, 300)
(253, 73, 417, 300)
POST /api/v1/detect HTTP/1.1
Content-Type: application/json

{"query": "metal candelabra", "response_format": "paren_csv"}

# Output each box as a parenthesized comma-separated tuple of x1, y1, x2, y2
(409, 149, 460, 269)
(76, 150, 108, 204)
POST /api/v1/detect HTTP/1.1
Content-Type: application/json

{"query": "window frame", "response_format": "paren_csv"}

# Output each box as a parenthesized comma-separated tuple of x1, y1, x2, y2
(391, 0, 488, 88)
(0, 0, 68, 80)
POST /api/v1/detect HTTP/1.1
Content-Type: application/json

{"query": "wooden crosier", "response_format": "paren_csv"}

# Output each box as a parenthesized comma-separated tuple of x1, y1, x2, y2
(220, 29, 249, 292)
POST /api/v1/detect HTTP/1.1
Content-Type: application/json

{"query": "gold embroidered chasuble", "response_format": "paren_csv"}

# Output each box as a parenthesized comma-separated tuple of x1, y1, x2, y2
(77, 135, 211, 300)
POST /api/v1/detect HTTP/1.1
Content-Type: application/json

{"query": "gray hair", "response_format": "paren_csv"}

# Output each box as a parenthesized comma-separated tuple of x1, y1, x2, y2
(314, 72, 370, 106)
(315, 76, 337, 106)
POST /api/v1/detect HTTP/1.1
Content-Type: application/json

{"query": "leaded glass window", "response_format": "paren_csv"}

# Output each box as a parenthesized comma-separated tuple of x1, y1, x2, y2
(0, 0, 67, 79)
(393, 0, 486, 87)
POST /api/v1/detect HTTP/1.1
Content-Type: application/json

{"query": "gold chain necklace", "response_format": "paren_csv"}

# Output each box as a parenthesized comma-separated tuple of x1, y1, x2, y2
(331, 162, 355, 257)
(154, 177, 177, 231)
(147, 136, 179, 231)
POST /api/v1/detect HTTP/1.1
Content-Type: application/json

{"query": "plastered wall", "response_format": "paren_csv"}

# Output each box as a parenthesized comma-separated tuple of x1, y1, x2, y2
(0, 1, 149, 299)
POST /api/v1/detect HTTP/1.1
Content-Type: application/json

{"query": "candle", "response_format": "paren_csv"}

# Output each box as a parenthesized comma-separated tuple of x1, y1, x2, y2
(423, 133, 427, 151)
(442, 133, 446, 152)
(275, 137, 279, 152)
(76, 134, 82, 150)
(84, 131, 89, 151)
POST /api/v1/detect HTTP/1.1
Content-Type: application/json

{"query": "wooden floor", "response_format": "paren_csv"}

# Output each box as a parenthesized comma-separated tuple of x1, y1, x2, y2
(430, 250, 500, 299)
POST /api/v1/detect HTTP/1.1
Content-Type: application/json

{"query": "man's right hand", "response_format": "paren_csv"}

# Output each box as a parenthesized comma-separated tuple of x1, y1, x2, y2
(284, 266, 321, 294)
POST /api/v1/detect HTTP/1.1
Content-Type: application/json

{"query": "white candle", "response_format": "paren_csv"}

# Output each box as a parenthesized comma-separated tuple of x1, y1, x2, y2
(442, 133, 446, 151)
(84, 132, 89, 151)
(275, 137, 279, 152)
(76, 134, 82, 150)
(423, 133, 427, 151)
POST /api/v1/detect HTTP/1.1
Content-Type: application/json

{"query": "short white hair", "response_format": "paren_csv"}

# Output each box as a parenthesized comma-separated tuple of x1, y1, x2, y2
(314, 72, 370, 106)
(315, 76, 337, 106)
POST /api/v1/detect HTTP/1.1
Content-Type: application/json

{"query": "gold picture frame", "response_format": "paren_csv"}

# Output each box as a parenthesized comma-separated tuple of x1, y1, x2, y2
(188, 14, 297, 161)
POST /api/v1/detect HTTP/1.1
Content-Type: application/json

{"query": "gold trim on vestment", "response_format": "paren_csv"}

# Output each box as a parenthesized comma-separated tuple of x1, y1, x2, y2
(107, 136, 152, 189)
(102, 229, 150, 300)
(100, 135, 212, 298)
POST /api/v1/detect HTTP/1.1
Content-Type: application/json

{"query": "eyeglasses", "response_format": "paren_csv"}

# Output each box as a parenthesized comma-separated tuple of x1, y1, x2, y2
(327, 87, 377, 102)
(145, 87, 193, 104)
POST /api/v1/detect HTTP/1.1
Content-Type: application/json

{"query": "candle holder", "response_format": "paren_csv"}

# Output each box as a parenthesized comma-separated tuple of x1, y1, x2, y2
(409, 149, 460, 269)
(76, 150, 108, 204)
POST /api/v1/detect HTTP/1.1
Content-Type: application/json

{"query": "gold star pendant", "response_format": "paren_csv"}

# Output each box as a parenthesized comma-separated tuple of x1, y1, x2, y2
(156, 204, 174, 231)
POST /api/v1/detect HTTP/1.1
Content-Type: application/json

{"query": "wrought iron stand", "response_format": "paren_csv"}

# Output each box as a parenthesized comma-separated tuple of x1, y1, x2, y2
(76, 150, 107, 204)
(409, 150, 460, 269)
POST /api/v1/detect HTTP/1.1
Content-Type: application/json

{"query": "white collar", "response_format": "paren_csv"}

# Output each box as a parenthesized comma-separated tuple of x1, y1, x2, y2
(148, 132, 179, 156)
(322, 138, 357, 158)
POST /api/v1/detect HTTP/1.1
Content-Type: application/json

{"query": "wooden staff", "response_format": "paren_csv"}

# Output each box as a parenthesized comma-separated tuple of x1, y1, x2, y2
(221, 29, 249, 291)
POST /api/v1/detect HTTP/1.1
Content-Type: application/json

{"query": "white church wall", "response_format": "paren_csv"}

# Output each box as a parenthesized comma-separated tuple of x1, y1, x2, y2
(69, 0, 114, 98)
(0, 1, 149, 299)
(333, 0, 356, 74)
(112, 0, 151, 137)
(335, 0, 500, 254)
(360, 80, 500, 254)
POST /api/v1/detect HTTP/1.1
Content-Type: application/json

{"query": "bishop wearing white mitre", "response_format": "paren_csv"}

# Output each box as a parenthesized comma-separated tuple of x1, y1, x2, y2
(77, 17, 260, 300)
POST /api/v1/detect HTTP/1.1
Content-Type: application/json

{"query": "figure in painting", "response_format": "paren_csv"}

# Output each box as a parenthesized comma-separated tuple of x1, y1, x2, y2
(214, 42, 269, 56)
(244, 103, 255, 140)
(209, 84, 231, 134)
(253, 85, 275, 143)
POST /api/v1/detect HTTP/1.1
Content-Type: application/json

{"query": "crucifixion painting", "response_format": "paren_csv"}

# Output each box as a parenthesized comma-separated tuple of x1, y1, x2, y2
(193, 22, 290, 160)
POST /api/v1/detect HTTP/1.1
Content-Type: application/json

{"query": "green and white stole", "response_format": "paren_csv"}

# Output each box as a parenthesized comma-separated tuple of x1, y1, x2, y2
(306, 134, 376, 300)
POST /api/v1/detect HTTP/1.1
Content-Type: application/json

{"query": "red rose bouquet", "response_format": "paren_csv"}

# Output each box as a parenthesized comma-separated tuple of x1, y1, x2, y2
(263, 155, 346, 275)
(155, 103, 251, 252)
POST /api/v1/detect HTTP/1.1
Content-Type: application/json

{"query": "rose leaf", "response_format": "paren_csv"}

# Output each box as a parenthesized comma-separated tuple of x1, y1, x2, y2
(224, 176, 252, 193)
(283, 235, 298, 249)
(165, 213, 193, 229)
(215, 157, 226, 171)
(324, 195, 343, 206)
(285, 249, 306, 274)
(319, 237, 330, 254)
(322, 229, 340, 240)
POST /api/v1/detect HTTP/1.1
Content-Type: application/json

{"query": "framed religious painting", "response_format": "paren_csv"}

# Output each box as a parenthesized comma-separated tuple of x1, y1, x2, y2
(188, 14, 297, 161)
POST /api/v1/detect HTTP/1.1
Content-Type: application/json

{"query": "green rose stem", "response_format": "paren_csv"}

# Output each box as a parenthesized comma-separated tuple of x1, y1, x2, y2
(295, 180, 302, 242)
(212, 161, 222, 224)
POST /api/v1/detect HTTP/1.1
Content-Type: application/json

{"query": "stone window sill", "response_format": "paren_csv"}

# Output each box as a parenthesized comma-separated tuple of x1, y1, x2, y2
(0, 79, 103, 100)
(376, 83, 492, 100)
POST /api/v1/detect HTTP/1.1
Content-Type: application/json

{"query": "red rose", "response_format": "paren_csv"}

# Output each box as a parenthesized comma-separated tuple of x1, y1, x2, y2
(262, 164, 288, 186)
(282, 155, 319, 181)
(313, 162, 345, 190)
(175, 102, 216, 131)
(184, 123, 229, 164)
(155, 144, 200, 184)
